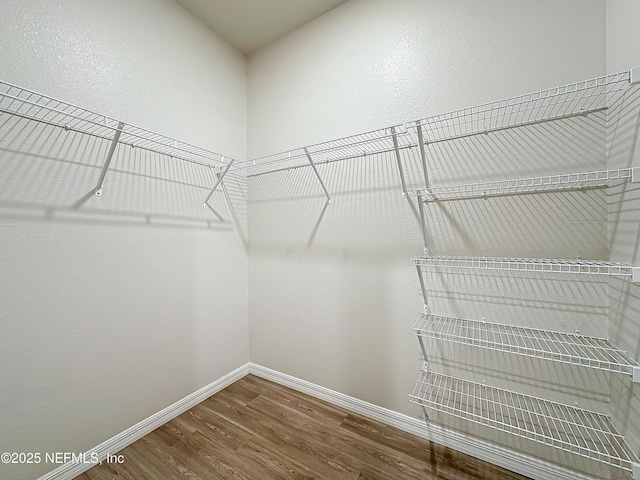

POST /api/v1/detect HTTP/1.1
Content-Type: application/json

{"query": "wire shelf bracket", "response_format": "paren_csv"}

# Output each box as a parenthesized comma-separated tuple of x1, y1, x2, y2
(94, 121, 125, 196)
(632, 67, 640, 86)
(410, 370, 640, 477)
(304, 147, 332, 204)
(391, 126, 409, 197)
(413, 313, 640, 379)
(204, 160, 234, 208)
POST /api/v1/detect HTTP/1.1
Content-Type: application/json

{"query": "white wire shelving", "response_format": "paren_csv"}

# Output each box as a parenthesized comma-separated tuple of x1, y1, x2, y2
(410, 370, 640, 476)
(0, 81, 232, 166)
(240, 70, 631, 180)
(407, 168, 638, 201)
(0, 80, 238, 203)
(0, 81, 233, 169)
(412, 255, 640, 281)
(413, 313, 640, 378)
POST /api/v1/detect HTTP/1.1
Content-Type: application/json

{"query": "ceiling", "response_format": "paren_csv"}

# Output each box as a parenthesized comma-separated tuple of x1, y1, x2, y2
(175, 0, 349, 56)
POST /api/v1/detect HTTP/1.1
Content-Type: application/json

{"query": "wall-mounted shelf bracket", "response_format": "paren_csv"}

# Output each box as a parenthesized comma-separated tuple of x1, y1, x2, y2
(94, 121, 125, 196)
(632, 167, 640, 183)
(204, 160, 234, 208)
(415, 264, 429, 313)
(633, 366, 640, 383)
(391, 126, 408, 197)
(304, 147, 331, 204)
(631, 67, 640, 86)
(633, 461, 640, 480)
(416, 193, 430, 255)
(633, 267, 640, 283)
(415, 122, 431, 191)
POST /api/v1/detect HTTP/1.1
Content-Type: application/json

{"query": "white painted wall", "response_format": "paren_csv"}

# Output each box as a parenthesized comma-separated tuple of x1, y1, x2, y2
(248, 0, 611, 476)
(606, 0, 640, 466)
(0, 1, 248, 479)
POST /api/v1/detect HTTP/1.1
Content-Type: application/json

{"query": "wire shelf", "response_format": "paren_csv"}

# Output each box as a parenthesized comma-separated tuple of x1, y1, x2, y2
(0, 81, 232, 169)
(410, 370, 639, 473)
(412, 256, 638, 279)
(243, 125, 413, 176)
(413, 313, 639, 376)
(241, 70, 632, 176)
(407, 168, 635, 200)
(407, 71, 630, 145)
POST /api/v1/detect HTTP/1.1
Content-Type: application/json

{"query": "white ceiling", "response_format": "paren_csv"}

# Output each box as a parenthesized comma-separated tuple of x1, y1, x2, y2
(175, 0, 348, 56)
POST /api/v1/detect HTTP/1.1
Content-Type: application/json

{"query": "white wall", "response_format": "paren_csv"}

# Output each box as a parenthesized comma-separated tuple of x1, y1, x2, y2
(248, 0, 611, 476)
(0, 1, 248, 479)
(606, 0, 640, 465)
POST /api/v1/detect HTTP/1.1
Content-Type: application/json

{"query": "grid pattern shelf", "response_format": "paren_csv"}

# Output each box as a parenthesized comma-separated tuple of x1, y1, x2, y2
(0, 81, 232, 169)
(413, 313, 640, 377)
(412, 255, 640, 281)
(410, 370, 640, 475)
(241, 70, 631, 178)
(407, 168, 637, 201)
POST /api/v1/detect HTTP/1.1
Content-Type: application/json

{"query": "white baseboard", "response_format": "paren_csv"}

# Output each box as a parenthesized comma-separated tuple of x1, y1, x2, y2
(249, 363, 598, 480)
(37, 363, 250, 480)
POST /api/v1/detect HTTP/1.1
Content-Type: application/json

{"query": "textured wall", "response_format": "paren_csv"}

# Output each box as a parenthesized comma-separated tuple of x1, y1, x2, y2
(0, 1, 248, 479)
(247, 0, 610, 477)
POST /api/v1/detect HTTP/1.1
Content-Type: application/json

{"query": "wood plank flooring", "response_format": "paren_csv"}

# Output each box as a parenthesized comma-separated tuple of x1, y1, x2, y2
(76, 375, 530, 479)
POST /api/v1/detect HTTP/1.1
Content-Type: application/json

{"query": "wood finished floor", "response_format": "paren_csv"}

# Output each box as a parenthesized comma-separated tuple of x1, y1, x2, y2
(76, 375, 531, 479)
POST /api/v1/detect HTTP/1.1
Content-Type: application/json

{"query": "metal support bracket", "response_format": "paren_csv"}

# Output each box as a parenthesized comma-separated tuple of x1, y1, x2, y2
(415, 122, 431, 191)
(391, 126, 408, 197)
(632, 366, 640, 383)
(95, 122, 125, 196)
(631, 66, 640, 86)
(632, 461, 640, 480)
(204, 160, 234, 208)
(304, 148, 331, 204)
(416, 264, 429, 313)
(631, 167, 640, 183)
(418, 336, 429, 362)
(632, 267, 640, 284)
(417, 194, 430, 256)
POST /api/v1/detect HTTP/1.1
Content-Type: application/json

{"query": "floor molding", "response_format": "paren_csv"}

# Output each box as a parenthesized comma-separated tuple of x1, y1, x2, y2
(249, 363, 597, 480)
(37, 363, 250, 480)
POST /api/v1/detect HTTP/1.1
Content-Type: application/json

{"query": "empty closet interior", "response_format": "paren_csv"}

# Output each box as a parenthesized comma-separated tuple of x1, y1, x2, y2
(2, 1, 640, 479)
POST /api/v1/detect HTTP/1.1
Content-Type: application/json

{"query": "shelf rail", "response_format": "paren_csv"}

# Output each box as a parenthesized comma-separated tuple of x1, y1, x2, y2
(410, 370, 640, 477)
(413, 313, 640, 379)
(0, 81, 235, 201)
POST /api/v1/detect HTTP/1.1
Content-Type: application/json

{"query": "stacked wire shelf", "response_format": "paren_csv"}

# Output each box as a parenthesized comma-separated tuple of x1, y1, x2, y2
(410, 370, 639, 473)
(413, 314, 640, 377)
(407, 68, 640, 479)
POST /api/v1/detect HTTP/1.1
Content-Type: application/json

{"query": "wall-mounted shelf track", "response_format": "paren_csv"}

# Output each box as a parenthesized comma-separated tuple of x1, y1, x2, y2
(412, 255, 640, 281)
(0, 81, 235, 200)
(407, 168, 638, 201)
(410, 370, 640, 477)
(413, 313, 640, 378)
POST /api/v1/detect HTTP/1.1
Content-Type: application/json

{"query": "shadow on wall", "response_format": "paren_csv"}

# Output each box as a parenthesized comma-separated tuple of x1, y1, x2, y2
(0, 113, 248, 243)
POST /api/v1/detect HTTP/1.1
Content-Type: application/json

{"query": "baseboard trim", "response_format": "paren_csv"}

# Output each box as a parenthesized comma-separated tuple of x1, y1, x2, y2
(37, 363, 250, 480)
(248, 363, 596, 480)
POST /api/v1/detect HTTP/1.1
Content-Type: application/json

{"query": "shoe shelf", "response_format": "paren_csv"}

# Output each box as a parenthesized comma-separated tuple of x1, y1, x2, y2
(413, 313, 640, 378)
(410, 369, 640, 476)
(412, 256, 640, 281)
